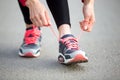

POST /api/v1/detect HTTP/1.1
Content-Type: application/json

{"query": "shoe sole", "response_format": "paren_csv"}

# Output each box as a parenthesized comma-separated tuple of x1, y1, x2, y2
(18, 51, 40, 58)
(58, 53, 88, 65)
(67, 54, 88, 64)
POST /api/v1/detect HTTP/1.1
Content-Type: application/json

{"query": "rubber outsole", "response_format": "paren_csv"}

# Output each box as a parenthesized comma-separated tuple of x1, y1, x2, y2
(66, 54, 88, 65)
(19, 52, 40, 58)
(58, 53, 88, 65)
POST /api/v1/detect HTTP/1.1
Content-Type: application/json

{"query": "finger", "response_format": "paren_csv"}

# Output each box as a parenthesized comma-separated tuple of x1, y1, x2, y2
(80, 21, 84, 31)
(87, 25, 93, 32)
(86, 21, 94, 32)
(31, 17, 41, 26)
(80, 21, 82, 28)
(83, 20, 89, 30)
(29, 8, 41, 26)
(80, 21, 88, 31)
(40, 13, 48, 26)
(86, 17, 95, 32)
(30, 8, 36, 24)
(30, 18, 36, 26)
(35, 15, 43, 26)
(45, 11, 51, 26)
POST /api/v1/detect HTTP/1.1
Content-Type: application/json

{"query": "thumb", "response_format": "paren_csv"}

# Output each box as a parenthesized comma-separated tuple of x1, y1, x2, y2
(83, 17, 91, 29)
(80, 20, 88, 31)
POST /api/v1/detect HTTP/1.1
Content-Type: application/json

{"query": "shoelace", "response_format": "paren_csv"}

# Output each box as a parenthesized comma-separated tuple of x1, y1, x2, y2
(49, 25, 83, 50)
(60, 37, 79, 50)
(25, 26, 41, 45)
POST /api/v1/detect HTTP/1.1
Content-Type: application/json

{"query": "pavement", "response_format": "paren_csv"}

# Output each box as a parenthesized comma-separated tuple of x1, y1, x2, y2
(0, 0, 120, 80)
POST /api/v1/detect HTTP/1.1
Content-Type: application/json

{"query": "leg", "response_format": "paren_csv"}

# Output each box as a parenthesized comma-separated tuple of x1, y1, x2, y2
(18, 0, 42, 57)
(18, 0, 33, 28)
(46, 0, 88, 65)
(46, 0, 71, 37)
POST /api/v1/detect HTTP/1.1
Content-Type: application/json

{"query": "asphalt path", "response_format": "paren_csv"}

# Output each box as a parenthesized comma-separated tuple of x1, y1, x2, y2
(0, 0, 120, 80)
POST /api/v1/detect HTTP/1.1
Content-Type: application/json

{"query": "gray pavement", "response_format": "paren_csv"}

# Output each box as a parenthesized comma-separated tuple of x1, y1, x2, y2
(0, 0, 120, 80)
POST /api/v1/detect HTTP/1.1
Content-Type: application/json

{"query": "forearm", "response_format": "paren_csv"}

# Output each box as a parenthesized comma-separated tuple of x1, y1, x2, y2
(26, 0, 41, 7)
(19, 0, 41, 7)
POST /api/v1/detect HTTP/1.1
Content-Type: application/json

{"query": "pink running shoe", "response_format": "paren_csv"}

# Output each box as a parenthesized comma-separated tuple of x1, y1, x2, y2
(58, 34, 88, 65)
(19, 26, 42, 57)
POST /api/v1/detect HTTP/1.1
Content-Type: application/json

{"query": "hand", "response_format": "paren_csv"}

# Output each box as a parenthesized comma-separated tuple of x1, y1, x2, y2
(26, 0, 51, 27)
(80, 2, 95, 32)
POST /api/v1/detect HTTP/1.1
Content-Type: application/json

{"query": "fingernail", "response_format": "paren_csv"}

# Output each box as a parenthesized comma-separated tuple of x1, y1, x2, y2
(84, 26, 88, 30)
(49, 21, 52, 25)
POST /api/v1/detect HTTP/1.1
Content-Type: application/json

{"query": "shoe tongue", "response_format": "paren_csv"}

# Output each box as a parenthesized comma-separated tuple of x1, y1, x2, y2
(61, 34, 74, 39)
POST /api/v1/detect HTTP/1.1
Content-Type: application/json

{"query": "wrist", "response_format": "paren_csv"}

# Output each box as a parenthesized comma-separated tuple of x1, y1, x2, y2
(26, 0, 40, 7)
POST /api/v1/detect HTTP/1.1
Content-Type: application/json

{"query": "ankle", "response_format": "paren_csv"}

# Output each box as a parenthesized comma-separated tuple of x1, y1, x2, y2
(26, 24, 40, 30)
(58, 24, 72, 38)
(26, 24, 34, 28)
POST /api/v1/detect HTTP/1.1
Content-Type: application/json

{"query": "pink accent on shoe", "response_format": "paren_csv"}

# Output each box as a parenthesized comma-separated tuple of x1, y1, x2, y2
(24, 52, 34, 57)
(24, 26, 41, 45)
(59, 37, 79, 50)
(70, 54, 88, 63)
(23, 52, 38, 57)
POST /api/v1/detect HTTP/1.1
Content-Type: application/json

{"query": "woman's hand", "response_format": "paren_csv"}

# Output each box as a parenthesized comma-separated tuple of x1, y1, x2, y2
(26, 0, 51, 27)
(80, 0, 95, 32)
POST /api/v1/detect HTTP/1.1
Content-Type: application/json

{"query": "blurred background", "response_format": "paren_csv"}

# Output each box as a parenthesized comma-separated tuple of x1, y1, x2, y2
(0, 0, 120, 80)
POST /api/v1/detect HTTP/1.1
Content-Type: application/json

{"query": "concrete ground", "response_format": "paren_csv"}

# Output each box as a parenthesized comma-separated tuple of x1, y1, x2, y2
(0, 0, 120, 80)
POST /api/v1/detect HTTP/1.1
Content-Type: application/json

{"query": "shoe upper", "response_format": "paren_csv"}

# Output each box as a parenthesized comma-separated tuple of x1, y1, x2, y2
(24, 26, 41, 45)
(59, 34, 88, 63)
(59, 34, 79, 55)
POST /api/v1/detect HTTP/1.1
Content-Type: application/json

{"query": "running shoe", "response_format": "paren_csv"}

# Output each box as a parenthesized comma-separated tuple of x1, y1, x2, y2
(19, 26, 42, 57)
(58, 34, 88, 65)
